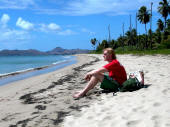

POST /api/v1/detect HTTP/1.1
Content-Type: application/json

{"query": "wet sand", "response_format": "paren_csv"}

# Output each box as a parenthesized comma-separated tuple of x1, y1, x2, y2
(0, 54, 102, 127)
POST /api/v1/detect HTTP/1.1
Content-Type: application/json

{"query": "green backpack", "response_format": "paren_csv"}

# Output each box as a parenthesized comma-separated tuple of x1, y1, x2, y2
(120, 77, 143, 92)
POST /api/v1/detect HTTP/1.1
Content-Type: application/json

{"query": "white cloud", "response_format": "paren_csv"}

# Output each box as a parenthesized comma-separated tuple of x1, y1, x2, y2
(0, 14, 10, 28)
(1, 14, 10, 24)
(39, 23, 61, 32)
(0, 0, 36, 9)
(81, 28, 95, 35)
(39, 24, 47, 32)
(16, 17, 34, 30)
(48, 23, 61, 31)
(58, 29, 77, 35)
(0, 0, 160, 16)
(39, 23, 76, 35)
(36, 0, 160, 16)
(0, 29, 30, 49)
(0, 28, 30, 44)
(0, 14, 30, 45)
(61, 0, 160, 16)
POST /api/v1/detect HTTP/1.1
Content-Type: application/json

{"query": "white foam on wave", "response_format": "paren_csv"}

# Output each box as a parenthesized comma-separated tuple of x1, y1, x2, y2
(0, 59, 73, 78)
(63, 56, 72, 59)
(0, 68, 34, 77)
(52, 60, 68, 65)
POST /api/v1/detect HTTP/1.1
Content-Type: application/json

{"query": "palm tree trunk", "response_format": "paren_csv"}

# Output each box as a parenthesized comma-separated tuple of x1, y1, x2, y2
(164, 17, 167, 40)
(145, 24, 147, 49)
(164, 17, 167, 30)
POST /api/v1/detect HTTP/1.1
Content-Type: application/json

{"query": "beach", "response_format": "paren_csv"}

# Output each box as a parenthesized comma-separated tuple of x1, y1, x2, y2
(0, 54, 170, 127)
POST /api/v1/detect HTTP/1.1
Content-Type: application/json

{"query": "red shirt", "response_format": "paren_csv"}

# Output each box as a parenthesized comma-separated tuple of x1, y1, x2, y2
(103, 59, 127, 85)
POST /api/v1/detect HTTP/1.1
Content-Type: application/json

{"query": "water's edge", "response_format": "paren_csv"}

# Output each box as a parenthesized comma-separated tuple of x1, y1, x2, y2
(0, 56, 77, 86)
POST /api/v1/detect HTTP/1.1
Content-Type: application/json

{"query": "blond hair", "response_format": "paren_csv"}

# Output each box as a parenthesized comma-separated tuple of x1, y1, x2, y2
(103, 48, 116, 59)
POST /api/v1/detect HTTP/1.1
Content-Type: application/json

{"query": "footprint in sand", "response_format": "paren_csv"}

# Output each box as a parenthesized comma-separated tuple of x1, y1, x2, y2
(162, 88, 170, 96)
(35, 105, 46, 110)
(132, 106, 143, 112)
(153, 102, 161, 107)
(126, 120, 141, 127)
(151, 115, 161, 127)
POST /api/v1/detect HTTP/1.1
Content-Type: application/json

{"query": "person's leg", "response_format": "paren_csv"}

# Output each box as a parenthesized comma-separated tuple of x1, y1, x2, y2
(73, 73, 104, 98)
(139, 71, 144, 85)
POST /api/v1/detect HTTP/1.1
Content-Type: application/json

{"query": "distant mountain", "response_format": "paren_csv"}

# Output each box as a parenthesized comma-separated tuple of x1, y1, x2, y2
(0, 47, 90, 56)
(0, 49, 46, 56)
(46, 47, 90, 55)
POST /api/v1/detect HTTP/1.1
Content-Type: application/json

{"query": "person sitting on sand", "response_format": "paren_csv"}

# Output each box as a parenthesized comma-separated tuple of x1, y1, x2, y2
(73, 48, 144, 98)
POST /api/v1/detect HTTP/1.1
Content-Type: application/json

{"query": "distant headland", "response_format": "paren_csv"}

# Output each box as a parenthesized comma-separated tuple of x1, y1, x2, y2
(0, 47, 90, 56)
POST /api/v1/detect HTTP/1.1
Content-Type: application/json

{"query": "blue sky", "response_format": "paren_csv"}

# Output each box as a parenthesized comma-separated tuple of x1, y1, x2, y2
(0, 0, 164, 51)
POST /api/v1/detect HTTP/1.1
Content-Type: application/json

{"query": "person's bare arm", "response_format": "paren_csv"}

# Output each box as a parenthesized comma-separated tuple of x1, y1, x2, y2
(85, 67, 108, 81)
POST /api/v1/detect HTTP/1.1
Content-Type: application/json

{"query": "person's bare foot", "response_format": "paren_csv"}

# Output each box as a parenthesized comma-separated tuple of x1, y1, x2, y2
(137, 70, 144, 85)
(73, 91, 85, 98)
(139, 71, 144, 85)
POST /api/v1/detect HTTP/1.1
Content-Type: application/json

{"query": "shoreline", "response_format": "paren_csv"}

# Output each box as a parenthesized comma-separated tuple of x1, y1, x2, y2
(0, 57, 76, 86)
(0, 55, 76, 78)
(0, 54, 170, 127)
(0, 59, 72, 78)
(0, 54, 102, 127)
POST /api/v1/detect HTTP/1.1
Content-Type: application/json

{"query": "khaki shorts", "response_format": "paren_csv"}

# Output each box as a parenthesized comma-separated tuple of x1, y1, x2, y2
(100, 75, 120, 92)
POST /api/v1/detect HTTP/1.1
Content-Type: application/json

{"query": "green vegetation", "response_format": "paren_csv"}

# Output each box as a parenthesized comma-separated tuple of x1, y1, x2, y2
(90, 0, 170, 55)
(115, 47, 170, 55)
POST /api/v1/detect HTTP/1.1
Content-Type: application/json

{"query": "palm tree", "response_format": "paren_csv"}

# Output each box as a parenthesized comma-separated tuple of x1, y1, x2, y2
(155, 29, 162, 43)
(157, 19, 164, 31)
(117, 35, 124, 48)
(158, 0, 170, 30)
(138, 6, 151, 34)
(125, 31, 131, 46)
(102, 40, 109, 48)
(166, 19, 170, 29)
(137, 6, 151, 48)
(166, 19, 170, 34)
(131, 29, 137, 46)
(91, 38, 97, 50)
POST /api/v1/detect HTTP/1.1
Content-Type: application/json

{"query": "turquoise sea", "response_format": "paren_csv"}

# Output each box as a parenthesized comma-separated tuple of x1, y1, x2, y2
(0, 55, 76, 86)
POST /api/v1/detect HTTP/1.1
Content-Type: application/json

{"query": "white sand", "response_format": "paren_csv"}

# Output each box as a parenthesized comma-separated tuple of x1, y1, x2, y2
(63, 54, 170, 127)
(0, 54, 101, 127)
(0, 54, 170, 127)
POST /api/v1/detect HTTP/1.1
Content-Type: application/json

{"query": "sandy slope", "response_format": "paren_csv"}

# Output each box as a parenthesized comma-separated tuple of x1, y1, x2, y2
(0, 54, 170, 127)
(63, 54, 170, 127)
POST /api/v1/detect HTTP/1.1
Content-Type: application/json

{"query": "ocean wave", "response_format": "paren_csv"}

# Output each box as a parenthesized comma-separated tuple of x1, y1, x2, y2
(52, 60, 68, 65)
(63, 56, 72, 59)
(0, 60, 71, 78)
(0, 68, 35, 78)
